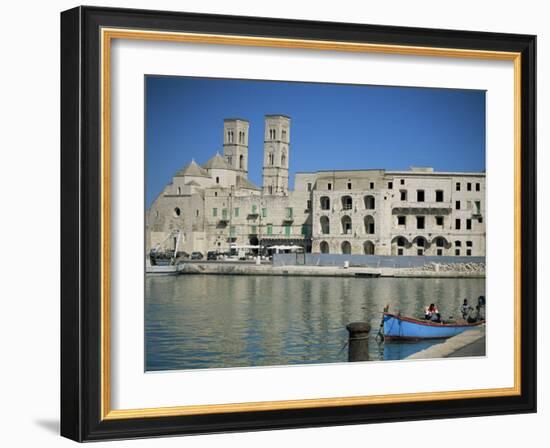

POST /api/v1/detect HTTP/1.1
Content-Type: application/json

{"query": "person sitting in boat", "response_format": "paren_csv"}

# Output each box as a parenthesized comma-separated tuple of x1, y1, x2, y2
(460, 299, 473, 320)
(424, 303, 441, 322)
(466, 305, 484, 323)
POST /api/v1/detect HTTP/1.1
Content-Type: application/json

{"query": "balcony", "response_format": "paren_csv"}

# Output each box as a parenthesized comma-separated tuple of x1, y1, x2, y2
(392, 202, 452, 215)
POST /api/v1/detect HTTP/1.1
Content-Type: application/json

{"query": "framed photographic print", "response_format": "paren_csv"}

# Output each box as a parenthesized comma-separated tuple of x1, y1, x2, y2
(60, 6, 536, 442)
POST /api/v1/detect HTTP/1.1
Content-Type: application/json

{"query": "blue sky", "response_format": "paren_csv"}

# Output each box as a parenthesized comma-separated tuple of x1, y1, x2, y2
(145, 76, 485, 207)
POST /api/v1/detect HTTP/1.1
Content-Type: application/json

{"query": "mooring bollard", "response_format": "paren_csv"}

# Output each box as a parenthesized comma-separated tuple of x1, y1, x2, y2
(346, 322, 371, 362)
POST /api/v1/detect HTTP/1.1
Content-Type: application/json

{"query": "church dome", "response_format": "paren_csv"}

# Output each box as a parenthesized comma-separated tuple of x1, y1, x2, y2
(203, 152, 232, 170)
(175, 159, 209, 177)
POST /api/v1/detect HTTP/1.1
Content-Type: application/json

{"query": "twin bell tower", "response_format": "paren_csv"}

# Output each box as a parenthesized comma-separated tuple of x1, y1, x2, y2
(223, 114, 291, 196)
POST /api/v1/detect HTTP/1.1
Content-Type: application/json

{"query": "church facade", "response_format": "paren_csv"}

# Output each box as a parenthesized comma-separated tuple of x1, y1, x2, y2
(146, 114, 486, 257)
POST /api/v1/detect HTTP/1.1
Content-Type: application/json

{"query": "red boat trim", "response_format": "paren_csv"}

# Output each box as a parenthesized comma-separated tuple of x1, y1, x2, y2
(384, 313, 485, 328)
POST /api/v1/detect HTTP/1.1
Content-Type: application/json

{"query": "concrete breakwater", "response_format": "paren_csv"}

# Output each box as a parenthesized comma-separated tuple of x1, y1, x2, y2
(176, 261, 485, 278)
(405, 326, 486, 359)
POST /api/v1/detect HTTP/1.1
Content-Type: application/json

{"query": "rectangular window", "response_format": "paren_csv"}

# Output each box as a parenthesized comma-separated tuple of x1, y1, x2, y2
(466, 249, 472, 256)
(417, 249, 424, 256)
(400, 190, 407, 201)
(234, 207, 239, 217)
(285, 225, 291, 236)
(466, 241, 473, 247)
(286, 207, 293, 219)
(455, 240, 462, 247)
(328, 183, 332, 191)
(250, 225, 257, 234)
(397, 248, 404, 256)
(251, 204, 257, 214)
(222, 208, 228, 219)
(455, 218, 461, 230)
(466, 219, 472, 230)
(370, 182, 374, 189)
(456, 182, 461, 191)
(306, 200, 312, 210)
(455, 249, 460, 256)
(437, 249, 443, 256)
(475, 201, 481, 214)
(397, 216, 406, 226)
(467, 182, 472, 191)
(436, 216, 444, 226)
(388, 181, 393, 189)
(476, 182, 480, 191)
(267, 224, 273, 235)
(456, 200, 461, 210)
(400, 179, 405, 185)
(435, 190, 444, 202)
(229, 226, 235, 237)
(307, 182, 312, 191)
(212, 208, 217, 217)
(416, 216, 425, 229)
(417, 190, 425, 202)
(347, 182, 352, 190)
(261, 207, 267, 217)
(301, 224, 309, 236)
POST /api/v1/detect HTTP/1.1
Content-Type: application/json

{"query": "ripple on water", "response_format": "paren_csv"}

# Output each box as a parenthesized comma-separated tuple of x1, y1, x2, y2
(145, 275, 485, 371)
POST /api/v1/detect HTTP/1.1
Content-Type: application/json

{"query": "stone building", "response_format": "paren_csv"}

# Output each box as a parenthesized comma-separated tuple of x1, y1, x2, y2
(146, 115, 486, 257)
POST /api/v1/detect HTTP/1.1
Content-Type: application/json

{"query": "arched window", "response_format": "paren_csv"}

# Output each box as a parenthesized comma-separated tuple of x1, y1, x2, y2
(320, 241, 329, 254)
(320, 196, 330, 210)
(435, 237, 446, 247)
(173, 207, 181, 217)
(239, 155, 244, 169)
(363, 241, 375, 255)
(397, 237, 406, 247)
(320, 216, 330, 234)
(341, 241, 352, 255)
(341, 215, 352, 235)
(215, 177, 219, 184)
(364, 215, 375, 234)
(281, 151, 286, 166)
(341, 195, 353, 210)
(364, 195, 375, 209)
(282, 130, 287, 140)
(268, 152, 274, 166)
(416, 237, 426, 247)
(177, 186, 181, 195)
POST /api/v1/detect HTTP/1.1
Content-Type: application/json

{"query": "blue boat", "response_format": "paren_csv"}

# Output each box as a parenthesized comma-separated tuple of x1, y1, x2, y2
(383, 313, 484, 341)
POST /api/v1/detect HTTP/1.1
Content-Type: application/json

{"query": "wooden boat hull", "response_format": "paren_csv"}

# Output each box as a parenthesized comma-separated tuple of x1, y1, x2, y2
(383, 313, 484, 341)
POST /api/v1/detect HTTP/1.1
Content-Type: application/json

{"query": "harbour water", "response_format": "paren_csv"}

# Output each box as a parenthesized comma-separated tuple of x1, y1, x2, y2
(145, 275, 485, 371)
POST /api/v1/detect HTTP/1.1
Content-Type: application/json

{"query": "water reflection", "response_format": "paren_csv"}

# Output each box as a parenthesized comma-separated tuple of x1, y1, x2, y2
(145, 275, 485, 371)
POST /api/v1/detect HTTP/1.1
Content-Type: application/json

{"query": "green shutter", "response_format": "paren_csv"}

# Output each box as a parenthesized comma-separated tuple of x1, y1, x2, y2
(267, 225, 272, 235)
(213, 208, 217, 217)
(285, 225, 291, 236)
(230, 226, 235, 237)
(252, 204, 257, 214)
(222, 208, 228, 219)
(234, 207, 239, 217)
(262, 208, 267, 217)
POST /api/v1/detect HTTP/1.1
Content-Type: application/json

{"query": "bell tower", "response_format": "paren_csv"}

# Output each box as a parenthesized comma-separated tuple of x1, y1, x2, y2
(262, 115, 290, 195)
(223, 118, 249, 178)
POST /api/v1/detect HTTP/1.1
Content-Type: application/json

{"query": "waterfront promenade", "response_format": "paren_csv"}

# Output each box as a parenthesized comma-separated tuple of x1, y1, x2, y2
(174, 260, 485, 278)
